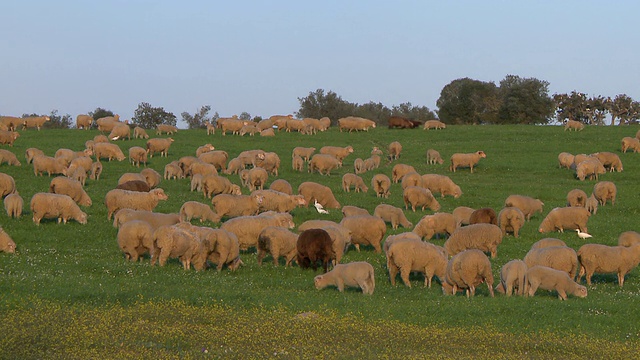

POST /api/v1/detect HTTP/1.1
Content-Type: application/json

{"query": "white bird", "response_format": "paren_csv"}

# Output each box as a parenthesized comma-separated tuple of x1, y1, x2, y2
(576, 229, 592, 240)
(314, 200, 329, 214)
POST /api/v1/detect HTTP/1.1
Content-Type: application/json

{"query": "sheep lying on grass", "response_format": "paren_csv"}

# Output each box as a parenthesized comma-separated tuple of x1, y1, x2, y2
(0, 227, 16, 254)
(442, 249, 494, 297)
(314, 261, 375, 295)
(577, 243, 640, 287)
(526, 265, 587, 300)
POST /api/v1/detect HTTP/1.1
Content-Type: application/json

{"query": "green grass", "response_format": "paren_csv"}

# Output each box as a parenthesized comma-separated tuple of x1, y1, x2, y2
(1, 125, 640, 358)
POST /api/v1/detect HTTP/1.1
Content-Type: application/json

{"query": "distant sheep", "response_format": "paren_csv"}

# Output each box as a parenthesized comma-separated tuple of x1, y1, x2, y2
(108, 123, 131, 141)
(412, 212, 457, 240)
(526, 265, 587, 300)
(402, 186, 440, 212)
(156, 124, 178, 135)
(449, 151, 486, 173)
(93, 143, 126, 162)
(444, 223, 503, 258)
(504, 194, 544, 221)
(104, 188, 168, 220)
(524, 246, 579, 279)
(146, 138, 174, 158)
(388, 141, 402, 160)
(538, 207, 590, 233)
(621, 136, 640, 153)
(314, 262, 375, 295)
(297, 181, 341, 209)
(211, 193, 263, 218)
(340, 215, 386, 253)
(564, 120, 584, 131)
(296, 228, 335, 273)
(251, 189, 306, 213)
(577, 243, 640, 287)
(497, 207, 525, 237)
(337, 116, 376, 132)
(423, 119, 446, 130)
(387, 240, 447, 288)
(342, 173, 368, 193)
(585, 194, 598, 215)
(309, 154, 341, 175)
(426, 149, 444, 164)
(442, 249, 494, 297)
(292, 147, 316, 162)
(4, 192, 23, 218)
(133, 126, 149, 139)
(202, 174, 241, 198)
(76, 114, 93, 130)
(22, 116, 51, 130)
(373, 204, 412, 230)
(371, 174, 391, 198)
(593, 181, 616, 206)
(257, 226, 298, 267)
(30, 192, 87, 225)
(112, 209, 180, 229)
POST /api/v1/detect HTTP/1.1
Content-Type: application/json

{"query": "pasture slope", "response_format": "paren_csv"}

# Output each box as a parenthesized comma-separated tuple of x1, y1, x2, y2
(0, 124, 639, 358)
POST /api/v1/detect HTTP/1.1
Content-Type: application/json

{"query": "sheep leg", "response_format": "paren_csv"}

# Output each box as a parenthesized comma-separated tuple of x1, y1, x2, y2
(400, 267, 412, 288)
(557, 289, 567, 301)
(388, 261, 399, 286)
(618, 272, 625, 287)
(336, 279, 344, 292)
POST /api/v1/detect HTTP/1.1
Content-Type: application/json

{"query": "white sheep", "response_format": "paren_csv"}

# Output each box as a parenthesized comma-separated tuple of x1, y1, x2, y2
(30, 192, 87, 225)
(104, 188, 169, 220)
(251, 189, 306, 213)
(402, 186, 440, 212)
(577, 243, 640, 287)
(179, 201, 221, 223)
(371, 173, 391, 198)
(566, 189, 588, 207)
(420, 174, 462, 198)
(0, 227, 16, 254)
(117, 220, 154, 261)
(621, 136, 640, 153)
(526, 265, 587, 300)
(593, 181, 616, 206)
(442, 249, 494, 297)
(388, 141, 402, 161)
(373, 204, 412, 230)
(49, 176, 92, 207)
(530, 238, 567, 250)
(497, 207, 525, 238)
(319, 145, 354, 164)
(618, 231, 640, 247)
(211, 193, 263, 218)
(538, 207, 590, 233)
(93, 142, 126, 162)
(128, 146, 148, 167)
(189, 226, 242, 271)
(452, 206, 475, 226)
(444, 223, 503, 258)
(575, 158, 605, 181)
(221, 212, 295, 250)
(0, 172, 16, 197)
(297, 181, 341, 209)
(341, 205, 369, 218)
(146, 137, 174, 157)
(391, 164, 416, 183)
(504, 194, 544, 221)
(112, 209, 180, 229)
(314, 261, 375, 295)
(151, 225, 200, 270)
(523, 246, 579, 280)
(387, 240, 447, 288)
(426, 149, 444, 165)
(400, 172, 423, 190)
(32, 155, 68, 176)
(269, 179, 293, 195)
(496, 259, 527, 296)
(557, 152, 575, 169)
(591, 151, 623, 172)
(339, 215, 386, 253)
(257, 226, 299, 267)
(412, 212, 458, 240)
(341, 173, 368, 193)
(4, 192, 23, 218)
(449, 151, 486, 173)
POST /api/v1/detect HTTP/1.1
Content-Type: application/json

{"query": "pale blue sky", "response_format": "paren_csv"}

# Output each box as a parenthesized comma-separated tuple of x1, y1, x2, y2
(1, 1, 638, 127)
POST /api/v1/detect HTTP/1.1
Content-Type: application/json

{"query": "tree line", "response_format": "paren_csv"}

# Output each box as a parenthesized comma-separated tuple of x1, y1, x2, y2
(7, 74, 640, 129)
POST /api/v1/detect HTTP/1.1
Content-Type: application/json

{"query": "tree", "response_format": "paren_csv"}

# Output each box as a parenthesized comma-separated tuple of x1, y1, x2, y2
(391, 102, 437, 122)
(436, 78, 499, 124)
(352, 101, 390, 124)
(181, 105, 211, 129)
(608, 94, 640, 125)
(238, 112, 252, 121)
(497, 75, 554, 124)
(132, 102, 177, 129)
(296, 89, 355, 125)
(553, 91, 588, 124)
(586, 95, 609, 125)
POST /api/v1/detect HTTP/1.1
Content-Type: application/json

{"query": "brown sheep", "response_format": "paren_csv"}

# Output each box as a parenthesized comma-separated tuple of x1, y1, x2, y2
(496, 260, 527, 296)
(269, 179, 293, 195)
(76, 114, 93, 129)
(412, 212, 458, 240)
(309, 154, 341, 175)
(442, 249, 494, 297)
(402, 186, 440, 212)
(211, 193, 263, 218)
(524, 246, 579, 280)
(30, 193, 87, 225)
(133, 126, 149, 139)
(341, 205, 369, 218)
(319, 145, 354, 164)
(388, 141, 402, 161)
(469, 208, 497, 225)
(179, 201, 221, 223)
(497, 207, 525, 238)
(0, 149, 21, 166)
(296, 228, 335, 273)
(526, 266, 587, 300)
(128, 146, 147, 167)
(420, 174, 462, 198)
(566, 189, 588, 207)
(618, 231, 640, 247)
(257, 226, 298, 266)
(146, 138, 174, 158)
(449, 151, 486, 173)
(297, 181, 341, 209)
(591, 152, 623, 172)
(373, 204, 412, 230)
(504, 194, 544, 221)
(104, 188, 169, 220)
(117, 220, 154, 262)
(426, 149, 444, 165)
(564, 119, 584, 131)
(0, 227, 16, 254)
(339, 215, 386, 253)
(387, 240, 447, 288)
(4, 192, 23, 218)
(116, 180, 151, 192)
(621, 136, 640, 153)
(391, 164, 416, 183)
(49, 176, 92, 206)
(538, 207, 590, 233)
(444, 223, 503, 258)
(371, 173, 391, 198)
(314, 262, 375, 295)
(577, 243, 640, 287)
(593, 181, 616, 206)
(93, 142, 126, 162)
(32, 155, 68, 176)
(342, 173, 368, 193)
(423, 119, 446, 130)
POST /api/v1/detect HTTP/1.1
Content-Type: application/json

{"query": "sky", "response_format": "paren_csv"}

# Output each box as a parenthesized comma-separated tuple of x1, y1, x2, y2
(1, 1, 639, 127)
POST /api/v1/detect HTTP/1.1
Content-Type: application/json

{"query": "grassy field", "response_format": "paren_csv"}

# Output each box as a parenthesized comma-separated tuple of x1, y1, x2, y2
(1, 124, 639, 359)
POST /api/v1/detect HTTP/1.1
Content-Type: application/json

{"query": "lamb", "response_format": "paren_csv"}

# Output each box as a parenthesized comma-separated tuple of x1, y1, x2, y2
(497, 207, 525, 237)
(76, 114, 93, 129)
(25, 147, 45, 164)
(116, 180, 151, 192)
(156, 124, 178, 135)
(391, 164, 416, 184)
(257, 226, 298, 266)
(412, 212, 458, 240)
(0, 173, 16, 197)
(30, 192, 88, 225)
(566, 189, 588, 207)
(4, 192, 23, 218)
(117, 220, 155, 262)
(319, 145, 354, 164)
(164, 161, 184, 180)
(49, 176, 92, 206)
(371, 174, 391, 198)
(251, 189, 306, 213)
(112, 209, 180, 229)
(296, 228, 335, 273)
(190, 226, 242, 272)
(618, 231, 640, 247)
(530, 238, 567, 250)
(133, 126, 149, 139)
(0, 130, 20, 146)
(151, 225, 200, 270)
(269, 179, 293, 195)
(309, 154, 341, 175)
(524, 246, 579, 279)
(558, 152, 575, 169)
(339, 215, 386, 253)
(388, 141, 402, 160)
(0, 149, 21, 166)
(128, 146, 147, 167)
(292, 155, 304, 172)
(420, 174, 462, 198)
(90, 161, 102, 181)
(179, 201, 221, 223)
(108, 123, 131, 141)
(621, 136, 640, 153)
(564, 119, 584, 131)
(444, 223, 503, 258)
(0, 227, 16, 254)
(585, 194, 598, 214)
(496, 260, 527, 296)
(32, 155, 68, 176)
(538, 207, 590, 233)
(297, 181, 341, 209)
(93, 143, 126, 161)
(341, 205, 369, 218)
(342, 173, 368, 193)
(315, 262, 375, 294)
(353, 158, 366, 174)
(469, 207, 497, 225)
(449, 151, 486, 173)
(211, 193, 263, 218)
(146, 138, 174, 157)
(387, 240, 447, 288)
(504, 194, 544, 221)
(190, 174, 203, 192)
(593, 181, 616, 206)
(442, 249, 494, 297)
(400, 172, 423, 189)
(526, 266, 587, 300)
(402, 186, 441, 212)
(575, 158, 606, 181)
(423, 119, 446, 130)
(577, 243, 640, 287)
(247, 167, 268, 191)
(591, 152, 623, 172)
(373, 204, 412, 230)
(206, 122, 216, 135)
(425, 149, 445, 166)
(452, 206, 475, 226)
(292, 147, 316, 163)
(104, 188, 169, 220)
(198, 150, 229, 171)
(201, 174, 241, 198)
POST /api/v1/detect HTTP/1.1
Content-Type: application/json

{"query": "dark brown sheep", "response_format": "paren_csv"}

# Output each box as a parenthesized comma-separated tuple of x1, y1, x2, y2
(116, 180, 151, 192)
(469, 208, 497, 225)
(296, 228, 335, 273)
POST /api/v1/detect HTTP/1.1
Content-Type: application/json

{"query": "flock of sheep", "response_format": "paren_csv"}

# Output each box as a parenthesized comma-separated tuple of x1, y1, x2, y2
(0, 113, 639, 301)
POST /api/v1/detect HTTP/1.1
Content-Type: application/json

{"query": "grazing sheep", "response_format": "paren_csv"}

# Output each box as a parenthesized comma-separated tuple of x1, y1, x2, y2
(146, 138, 174, 158)
(205, 122, 216, 135)
(93, 142, 126, 162)
(25, 147, 45, 164)
(4, 192, 23, 218)
(212, 193, 263, 218)
(296, 228, 335, 273)
(30, 193, 87, 225)
(247, 167, 268, 191)
(426, 149, 444, 165)
(32, 155, 68, 176)
(341, 205, 369, 218)
(353, 158, 366, 174)
(141, 168, 162, 187)
(524, 246, 579, 280)
(54, 148, 91, 167)
(260, 128, 275, 136)
(0, 227, 16, 254)
(402, 186, 440, 212)
(76, 114, 93, 129)
(400, 172, 423, 190)
(391, 164, 416, 183)
(342, 173, 368, 193)
(572, 154, 593, 168)
(314, 262, 375, 295)
(269, 179, 293, 195)
(527, 266, 588, 300)
(383, 232, 423, 256)
(371, 174, 391, 198)
(558, 152, 575, 169)
(93, 134, 109, 143)
(151, 225, 199, 269)
(388, 141, 402, 161)
(0, 149, 21, 166)
(339, 215, 386, 253)
(0, 173, 16, 197)
(575, 158, 606, 181)
(585, 194, 598, 215)
(496, 260, 527, 296)
(374, 204, 412, 230)
(116, 180, 151, 192)
(387, 240, 447, 288)
(49, 176, 92, 206)
(530, 238, 567, 250)
(449, 151, 486, 173)
(117, 220, 154, 262)
(251, 189, 306, 213)
(412, 212, 458, 240)
(497, 207, 525, 238)
(198, 150, 229, 171)
(95, 115, 122, 132)
(180, 201, 220, 223)
(297, 181, 341, 209)
(621, 136, 640, 153)
(201, 174, 241, 198)
(577, 243, 640, 287)
(104, 188, 168, 220)
(69, 167, 86, 187)
(420, 174, 462, 199)
(108, 123, 131, 141)
(156, 124, 178, 135)
(566, 189, 588, 207)
(618, 231, 640, 247)
(593, 181, 616, 206)
(444, 223, 503, 258)
(68, 154, 92, 174)
(319, 145, 354, 164)
(452, 206, 475, 227)
(442, 249, 494, 297)
(190, 174, 204, 192)
(337, 116, 376, 132)
(309, 154, 341, 175)
(0, 130, 20, 146)
(321, 226, 352, 265)
(538, 207, 590, 233)
(291, 155, 305, 172)
(189, 162, 218, 179)
(133, 126, 149, 139)
(564, 119, 584, 131)
(225, 157, 246, 175)
(591, 152, 623, 172)
(252, 152, 281, 176)
(469, 207, 497, 225)
(292, 147, 316, 163)
(112, 209, 180, 229)
(128, 146, 147, 167)
(164, 161, 184, 180)
(188, 226, 242, 272)
(257, 226, 298, 266)
(90, 161, 103, 181)
(423, 119, 446, 130)
(504, 195, 544, 221)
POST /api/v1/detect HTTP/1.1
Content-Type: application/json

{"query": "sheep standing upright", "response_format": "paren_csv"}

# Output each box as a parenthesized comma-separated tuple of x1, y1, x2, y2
(104, 188, 169, 220)
(296, 228, 335, 273)
(314, 262, 375, 295)
(443, 249, 494, 297)
(577, 243, 640, 287)
(449, 151, 486, 173)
